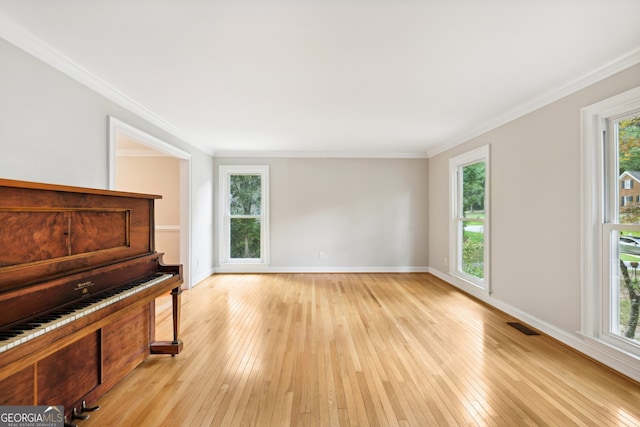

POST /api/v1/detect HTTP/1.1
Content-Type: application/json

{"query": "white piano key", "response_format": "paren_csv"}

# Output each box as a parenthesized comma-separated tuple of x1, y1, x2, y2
(0, 273, 173, 354)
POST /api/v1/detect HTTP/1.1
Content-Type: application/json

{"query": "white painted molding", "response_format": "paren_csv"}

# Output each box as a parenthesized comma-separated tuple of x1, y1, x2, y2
(156, 225, 180, 232)
(218, 165, 270, 268)
(0, 12, 214, 157)
(107, 116, 193, 289)
(2, 10, 637, 160)
(448, 144, 491, 292)
(116, 148, 170, 158)
(213, 150, 429, 159)
(109, 116, 191, 160)
(191, 268, 216, 288)
(428, 47, 640, 158)
(214, 266, 430, 274)
(428, 267, 640, 383)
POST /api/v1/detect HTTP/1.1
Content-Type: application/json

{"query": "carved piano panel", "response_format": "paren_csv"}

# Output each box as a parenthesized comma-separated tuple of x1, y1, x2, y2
(0, 367, 34, 405)
(0, 181, 155, 292)
(101, 305, 151, 388)
(0, 209, 129, 268)
(37, 333, 101, 407)
(0, 211, 70, 265)
(0, 178, 183, 423)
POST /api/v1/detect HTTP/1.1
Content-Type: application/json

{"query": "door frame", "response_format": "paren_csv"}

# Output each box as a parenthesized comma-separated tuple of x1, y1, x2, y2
(107, 116, 193, 288)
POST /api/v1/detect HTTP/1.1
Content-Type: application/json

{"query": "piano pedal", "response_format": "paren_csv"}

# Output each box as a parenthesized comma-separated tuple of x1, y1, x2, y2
(64, 415, 78, 427)
(72, 408, 90, 421)
(81, 400, 100, 412)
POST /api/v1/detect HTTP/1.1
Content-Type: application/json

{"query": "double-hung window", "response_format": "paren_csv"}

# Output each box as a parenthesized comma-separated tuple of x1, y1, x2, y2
(582, 86, 640, 358)
(219, 165, 269, 267)
(449, 145, 490, 291)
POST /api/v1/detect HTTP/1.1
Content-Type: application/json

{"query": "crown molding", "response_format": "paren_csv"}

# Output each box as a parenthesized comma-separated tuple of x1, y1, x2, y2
(0, 12, 216, 157)
(213, 150, 429, 159)
(2, 11, 638, 161)
(427, 47, 640, 158)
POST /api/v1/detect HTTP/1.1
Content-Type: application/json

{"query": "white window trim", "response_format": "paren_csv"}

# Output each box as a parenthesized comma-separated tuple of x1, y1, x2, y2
(218, 165, 270, 268)
(581, 85, 640, 355)
(449, 144, 491, 293)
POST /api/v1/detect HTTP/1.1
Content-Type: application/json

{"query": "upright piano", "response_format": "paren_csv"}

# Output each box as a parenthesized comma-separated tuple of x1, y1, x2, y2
(0, 179, 183, 424)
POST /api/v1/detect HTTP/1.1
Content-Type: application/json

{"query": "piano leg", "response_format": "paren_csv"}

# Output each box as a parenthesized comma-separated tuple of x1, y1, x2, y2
(150, 286, 183, 355)
(171, 286, 182, 345)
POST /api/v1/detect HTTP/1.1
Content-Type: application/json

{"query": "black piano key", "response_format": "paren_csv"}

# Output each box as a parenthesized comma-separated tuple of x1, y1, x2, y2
(10, 324, 39, 331)
(0, 273, 173, 353)
(0, 331, 21, 339)
(0, 328, 24, 338)
(32, 315, 58, 323)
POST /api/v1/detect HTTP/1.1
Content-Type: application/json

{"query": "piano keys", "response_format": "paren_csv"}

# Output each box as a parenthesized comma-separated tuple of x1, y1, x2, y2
(0, 178, 184, 423)
(0, 273, 173, 354)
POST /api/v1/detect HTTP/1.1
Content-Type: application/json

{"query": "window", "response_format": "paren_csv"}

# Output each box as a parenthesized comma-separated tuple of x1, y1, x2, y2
(623, 179, 632, 189)
(582, 86, 640, 358)
(449, 145, 490, 291)
(219, 165, 269, 267)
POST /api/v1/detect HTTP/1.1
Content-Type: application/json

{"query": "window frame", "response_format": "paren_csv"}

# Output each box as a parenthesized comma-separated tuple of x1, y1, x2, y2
(218, 165, 270, 268)
(449, 145, 491, 292)
(581, 85, 640, 357)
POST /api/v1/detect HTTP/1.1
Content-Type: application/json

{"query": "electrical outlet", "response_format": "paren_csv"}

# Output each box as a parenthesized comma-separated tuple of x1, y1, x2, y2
(444, 257, 448, 266)
(319, 251, 325, 260)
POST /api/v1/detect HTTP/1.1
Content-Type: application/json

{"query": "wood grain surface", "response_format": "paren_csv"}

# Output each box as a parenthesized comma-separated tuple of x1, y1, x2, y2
(87, 273, 640, 426)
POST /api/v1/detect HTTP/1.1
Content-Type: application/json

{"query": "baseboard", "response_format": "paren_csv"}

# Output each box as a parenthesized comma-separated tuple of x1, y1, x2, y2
(213, 266, 430, 274)
(428, 267, 640, 383)
(190, 267, 216, 287)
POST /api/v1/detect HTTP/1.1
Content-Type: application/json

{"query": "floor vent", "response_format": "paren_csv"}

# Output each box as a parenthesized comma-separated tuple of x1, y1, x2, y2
(507, 322, 539, 335)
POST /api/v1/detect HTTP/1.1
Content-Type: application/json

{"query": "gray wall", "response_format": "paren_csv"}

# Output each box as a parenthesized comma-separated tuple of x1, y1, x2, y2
(429, 63, 640, 378)
(0, 38, 215, 285)
(215, 157, 429, 271)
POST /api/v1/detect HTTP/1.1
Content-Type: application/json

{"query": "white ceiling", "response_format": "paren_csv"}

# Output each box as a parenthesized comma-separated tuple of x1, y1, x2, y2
(1, 0, 639, 157)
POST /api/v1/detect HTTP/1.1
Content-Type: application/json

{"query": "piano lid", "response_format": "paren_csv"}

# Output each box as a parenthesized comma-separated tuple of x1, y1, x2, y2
(0, 178, 162, 199)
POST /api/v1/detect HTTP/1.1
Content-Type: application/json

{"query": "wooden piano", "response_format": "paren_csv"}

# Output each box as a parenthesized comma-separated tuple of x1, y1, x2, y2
(0, 179, 183, 425)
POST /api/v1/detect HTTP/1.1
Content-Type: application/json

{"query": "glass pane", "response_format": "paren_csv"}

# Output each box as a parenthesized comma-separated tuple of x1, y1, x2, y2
(462, 162, 485, 218)
(230, 175, 261, 215)
(615, 230, 640, 343)
(230, 218, 261, 259)
(617, 114, 640, 224)
(462, 220, 484, 279)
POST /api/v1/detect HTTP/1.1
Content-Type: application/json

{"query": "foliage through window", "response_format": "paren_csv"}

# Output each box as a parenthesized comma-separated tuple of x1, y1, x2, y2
(229, 175, 262, 258)
(219, 166, 269, 266)
(450, 146, 490, 290)
(610, 115, 640, 345)
(582, 87, 640, 364)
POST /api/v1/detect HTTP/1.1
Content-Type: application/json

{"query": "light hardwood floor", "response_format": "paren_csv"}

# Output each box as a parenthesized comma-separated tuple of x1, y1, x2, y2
(86, 273, 640, 426)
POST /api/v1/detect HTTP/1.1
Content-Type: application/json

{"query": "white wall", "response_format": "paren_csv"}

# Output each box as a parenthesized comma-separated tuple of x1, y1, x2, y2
(429, 63, 640, 379)
(215, 157, 429, 271)
(0, 38, 215, 286)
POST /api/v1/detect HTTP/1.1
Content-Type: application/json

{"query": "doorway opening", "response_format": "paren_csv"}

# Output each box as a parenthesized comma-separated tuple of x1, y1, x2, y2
(108, 116, 192, 288)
